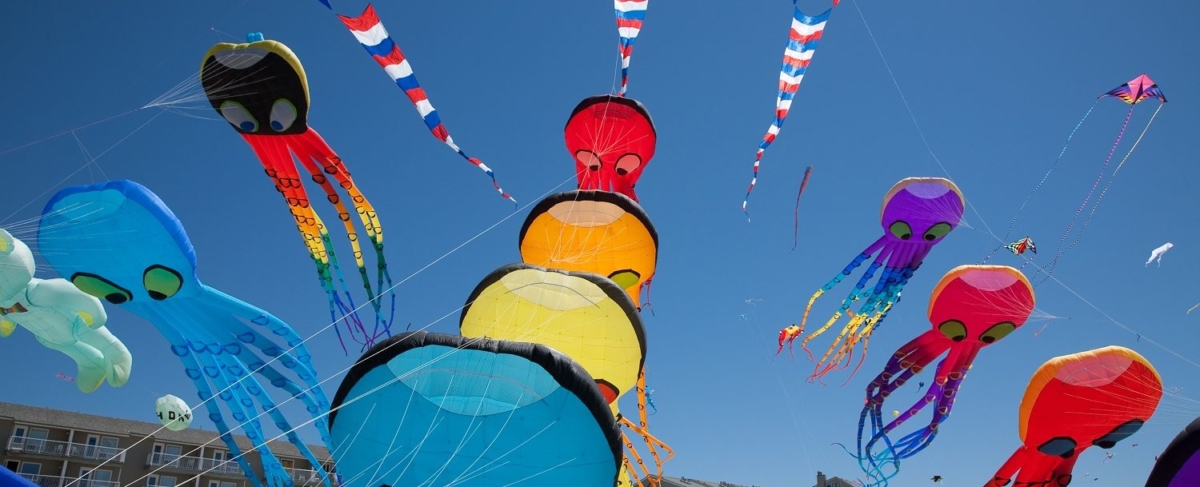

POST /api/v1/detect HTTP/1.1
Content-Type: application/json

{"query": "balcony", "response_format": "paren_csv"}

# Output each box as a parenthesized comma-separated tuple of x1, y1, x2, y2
(284, 467, 337, 486)
(6, 437, 125, 463)
(146, 453, 243, 476)
(17, 474, 119, 487)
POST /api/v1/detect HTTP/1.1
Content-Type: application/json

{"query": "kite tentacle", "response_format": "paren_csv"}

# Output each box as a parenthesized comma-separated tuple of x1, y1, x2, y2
(798, 237, 886, 341)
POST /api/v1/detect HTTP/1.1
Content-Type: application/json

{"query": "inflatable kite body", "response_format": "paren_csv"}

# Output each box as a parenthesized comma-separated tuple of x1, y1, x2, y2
(853, 265, 1035, 485)
(328, 331, 622, 487)
(798, 177, 965, 381)
(0, 229, 132, 394)
(1146, 416, 1200, 486)
(987, 346, 1162, 486)
(200, 35, 392, 351)
(519, 191, 658, 309)
(565, 96, 656, 201)
(39, 180, 334, 487)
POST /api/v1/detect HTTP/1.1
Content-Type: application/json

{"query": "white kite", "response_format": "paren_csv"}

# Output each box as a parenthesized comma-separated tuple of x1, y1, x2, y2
(1146, 242, 1173, 267)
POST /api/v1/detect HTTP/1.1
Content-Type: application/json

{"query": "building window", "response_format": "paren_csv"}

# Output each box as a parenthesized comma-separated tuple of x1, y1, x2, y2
(160, 476, 177, 487)
(4, 461, 18, 472)
(208, 481, 237, 487)
(18, 462, 41, 476)
(281, 459, 295, 470)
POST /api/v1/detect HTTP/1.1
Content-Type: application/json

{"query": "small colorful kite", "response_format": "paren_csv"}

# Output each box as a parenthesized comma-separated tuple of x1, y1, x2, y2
(777, 324, 802, 358)
(1005, 237, 1036, 256)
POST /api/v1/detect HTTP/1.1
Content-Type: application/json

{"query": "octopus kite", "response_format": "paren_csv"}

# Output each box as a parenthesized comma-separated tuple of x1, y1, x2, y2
(1005, 237, 1036, 256)
(776, 324, 802, 358)
(200, 34, 392, 352)
(987, 346, 1162, 487)
(851, 265, 1035, 486)
(797, 177, 965, 382)
(39, 180, 335, 487)
(565, 95, 657, 201)
(0, 229, 132, 394)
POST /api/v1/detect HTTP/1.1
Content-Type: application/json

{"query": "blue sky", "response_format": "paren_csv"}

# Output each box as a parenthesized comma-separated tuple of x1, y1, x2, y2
(2, 1, 1199, 486)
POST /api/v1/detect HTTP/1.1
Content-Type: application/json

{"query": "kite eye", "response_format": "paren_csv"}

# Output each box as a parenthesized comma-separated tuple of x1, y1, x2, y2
(219, 100, 258, 133)
(71, 273, 132, 305)
(614, 154, 642, 176)
(1036, 437, 1077, 459)
(923, 222, 953, 241)
(1092, 419, 1144, 449)
(979, 322, 1016, 344)
(575, 150, 601, 171)
(936, 320, 967, 342)
(889, 221, 913, 240)
(607, 269, 641, 289)
(269, 99, 298, 132)
(143, 265, 184, 300)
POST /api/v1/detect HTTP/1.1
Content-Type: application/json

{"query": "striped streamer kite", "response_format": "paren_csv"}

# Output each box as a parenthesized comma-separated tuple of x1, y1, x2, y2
(338, 4, 516, 203)
(743, 2, 833, 217)
(615, 0, 648, 96)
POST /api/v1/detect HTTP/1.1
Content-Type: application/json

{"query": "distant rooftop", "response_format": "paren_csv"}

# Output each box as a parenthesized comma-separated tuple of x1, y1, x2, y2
(0, 401, 330, 460)
(648, 476, 764, 487)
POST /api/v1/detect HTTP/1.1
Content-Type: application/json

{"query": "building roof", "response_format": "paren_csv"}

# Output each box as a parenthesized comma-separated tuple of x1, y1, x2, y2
(0, 401, 330, 460)
(649, 476, 763, 487)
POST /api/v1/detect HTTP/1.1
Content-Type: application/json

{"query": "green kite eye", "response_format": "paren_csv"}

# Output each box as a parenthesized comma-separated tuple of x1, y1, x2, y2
(937, 320, 967, 342)
(607, 270, 641, 289)
(889, 221, 913, 240)
(980, 322, 1016, 344)
(923, 222, 953, 241)
(71, 273, 132, 305)
(219, 100, 258, 132)
(143, 265, 183, 300)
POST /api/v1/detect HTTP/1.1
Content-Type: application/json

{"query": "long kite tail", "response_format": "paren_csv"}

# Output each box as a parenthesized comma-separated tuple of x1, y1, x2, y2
(984, 102, 1097, 263)
(742, 6, 831, 218)
(1038, 104, 1135, 282)
(791, 165, 813, 253)
(1044, 102, 1165, 284)
(338, 4, 516, 204)
(615, 0, 648, 97)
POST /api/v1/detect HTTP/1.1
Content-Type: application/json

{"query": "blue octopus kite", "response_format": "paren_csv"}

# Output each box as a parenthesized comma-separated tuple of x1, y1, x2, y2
(38, 180, 332, 487)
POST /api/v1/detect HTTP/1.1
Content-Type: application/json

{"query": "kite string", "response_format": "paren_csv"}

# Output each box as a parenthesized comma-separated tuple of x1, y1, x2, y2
(847, 0, 1200, 374)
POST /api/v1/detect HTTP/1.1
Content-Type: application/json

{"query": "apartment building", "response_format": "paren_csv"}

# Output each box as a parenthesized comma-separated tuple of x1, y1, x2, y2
(0, 401, 335, 487)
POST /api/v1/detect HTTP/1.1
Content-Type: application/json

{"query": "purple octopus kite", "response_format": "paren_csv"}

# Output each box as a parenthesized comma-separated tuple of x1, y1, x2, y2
(794, 177, 965, 382)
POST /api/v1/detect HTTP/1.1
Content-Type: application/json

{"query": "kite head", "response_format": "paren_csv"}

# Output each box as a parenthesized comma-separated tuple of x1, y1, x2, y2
(1101, 73, 1167, 105)
(927, 265, 1034, 348)
(879, 177, 965, 244)
(565, 95, 657, 200)
(38, 180, 202, 308)
(0, 229, 34, 303)
(200, 38, 310, 135)
(1018, 346, 1161, 462)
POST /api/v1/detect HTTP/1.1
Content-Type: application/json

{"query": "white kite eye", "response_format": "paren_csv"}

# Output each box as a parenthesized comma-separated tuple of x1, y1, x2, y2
(270, 99, 298, 132)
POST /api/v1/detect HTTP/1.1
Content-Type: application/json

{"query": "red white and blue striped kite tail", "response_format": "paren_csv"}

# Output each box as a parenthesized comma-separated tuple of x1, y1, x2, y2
(615, 0, 648, 97)
(742, 4, 831, 219)
(339, 4, 516, 204)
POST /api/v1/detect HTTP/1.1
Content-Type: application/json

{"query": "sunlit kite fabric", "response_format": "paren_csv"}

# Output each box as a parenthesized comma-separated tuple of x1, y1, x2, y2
(851, 265, 1035, 487)
(1103, 73, 1168, 105)
(798, 177, 965, 382)
(200, 35, 393, 352)
(39, 180, 334, 487)
(460, 263, 646, 414)
(458, 263, 672, 486)
(742, 2, 832, 215)
(1145, 416, 1200, 487)
(987, 346, 1162, 487)
(614, 0, 648, 96)
(565, 96, 657, 201)
(519, 191, 658, 308)
(328, 331, 622, 487)
(338, 4, 514, 202)
(0, 229, 132, 394)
